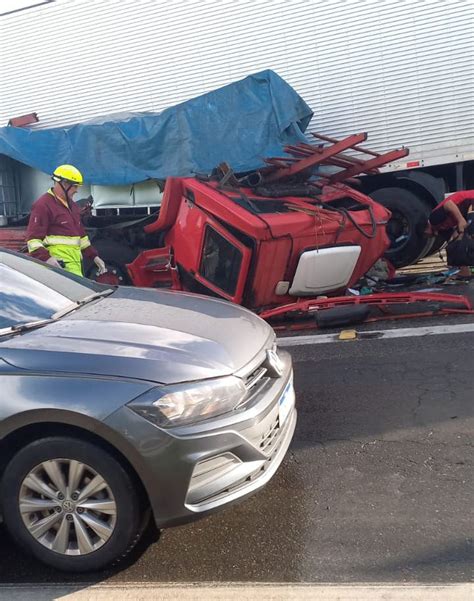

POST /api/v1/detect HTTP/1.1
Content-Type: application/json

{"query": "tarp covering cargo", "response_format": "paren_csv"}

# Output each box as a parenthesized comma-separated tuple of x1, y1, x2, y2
(0, 70, 312, 186)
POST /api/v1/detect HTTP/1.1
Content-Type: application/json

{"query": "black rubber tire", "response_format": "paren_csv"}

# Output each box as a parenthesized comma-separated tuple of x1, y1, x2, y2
(426, 233, 449, 257)
(369, 187, 430, 268)
(1, 437, 142, 572)
(315, 305, 370, 329)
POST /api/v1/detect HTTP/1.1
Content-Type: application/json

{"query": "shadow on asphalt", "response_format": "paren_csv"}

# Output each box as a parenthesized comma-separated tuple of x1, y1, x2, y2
(0, 519, 161, 586)
(368, 540, 474, 580)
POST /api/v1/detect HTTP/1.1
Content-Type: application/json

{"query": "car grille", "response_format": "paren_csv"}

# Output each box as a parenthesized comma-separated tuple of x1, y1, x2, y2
(237, 357, 272, 409)
(186, 408, 292, 507)
(244, 365, 268, 391)
(247, 412, 280, 455)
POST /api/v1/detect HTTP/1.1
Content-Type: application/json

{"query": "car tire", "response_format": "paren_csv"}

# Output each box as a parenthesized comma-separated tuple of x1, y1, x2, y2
(1, 437, 142, 572)
(369, 187, 430, 268)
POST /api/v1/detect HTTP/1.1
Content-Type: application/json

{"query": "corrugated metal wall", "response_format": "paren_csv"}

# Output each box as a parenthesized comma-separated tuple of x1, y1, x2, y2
(0, 156, 20, 217)
(1, 0, 473, 164)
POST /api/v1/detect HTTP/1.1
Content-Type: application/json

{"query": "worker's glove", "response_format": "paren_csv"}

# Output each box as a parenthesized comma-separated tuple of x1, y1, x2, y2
(94, 256, 108, 275)
(46, 256, 62, 268)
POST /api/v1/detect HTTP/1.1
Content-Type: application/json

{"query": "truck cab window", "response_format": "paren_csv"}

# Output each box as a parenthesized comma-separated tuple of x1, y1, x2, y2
(200, 226, 242, 296)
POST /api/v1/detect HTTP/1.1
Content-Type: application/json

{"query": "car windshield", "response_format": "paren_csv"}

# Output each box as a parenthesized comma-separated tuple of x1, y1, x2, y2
(0, 250, 114, 330)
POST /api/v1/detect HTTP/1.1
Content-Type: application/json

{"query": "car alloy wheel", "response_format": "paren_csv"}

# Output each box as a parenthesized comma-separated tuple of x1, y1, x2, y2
(2, 437, 143, 572)
(19, 459, 117, 556)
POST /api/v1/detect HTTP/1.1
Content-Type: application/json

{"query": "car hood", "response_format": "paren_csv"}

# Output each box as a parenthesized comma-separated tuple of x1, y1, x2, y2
(2, 287, 274, 384)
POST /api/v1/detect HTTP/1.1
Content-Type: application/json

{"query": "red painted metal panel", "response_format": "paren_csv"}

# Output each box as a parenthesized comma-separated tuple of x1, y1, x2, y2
(259, 291, 473, 321)
(143, 178, 183, 234)
(249, 238, 292, 308)
(329, 148, 409, 183)
(263, 133, 368, 182)
(0, 226, 27, 251)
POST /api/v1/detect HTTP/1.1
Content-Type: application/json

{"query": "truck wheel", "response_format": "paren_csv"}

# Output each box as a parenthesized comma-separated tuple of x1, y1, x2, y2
(369, 187, 430, 267)
(1, 437, 142, 572)
(426, 233, 449, 257)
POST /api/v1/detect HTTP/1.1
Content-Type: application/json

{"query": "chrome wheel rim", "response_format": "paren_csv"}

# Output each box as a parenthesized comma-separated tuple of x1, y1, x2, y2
(386, 210, 410, 251)
(19, 459, 117, 556)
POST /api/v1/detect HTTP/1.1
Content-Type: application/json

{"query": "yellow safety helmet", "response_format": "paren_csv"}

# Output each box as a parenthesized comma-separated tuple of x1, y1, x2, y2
(52, 164, 83, 186)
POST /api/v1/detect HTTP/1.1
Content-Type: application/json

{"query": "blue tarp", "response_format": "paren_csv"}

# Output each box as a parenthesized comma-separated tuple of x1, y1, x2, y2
(0, 70, 313, 185)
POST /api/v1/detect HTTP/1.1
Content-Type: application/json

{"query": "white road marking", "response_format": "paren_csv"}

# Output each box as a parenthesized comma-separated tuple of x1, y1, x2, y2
(278, 323, 474, 347)
(0, 583, 471, 601)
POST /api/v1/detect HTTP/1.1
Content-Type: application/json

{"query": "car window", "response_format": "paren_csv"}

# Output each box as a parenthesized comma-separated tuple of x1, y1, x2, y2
(1, 250, 105, 298)
(0, 251, 111, 329)
(0, 264, 74, 328)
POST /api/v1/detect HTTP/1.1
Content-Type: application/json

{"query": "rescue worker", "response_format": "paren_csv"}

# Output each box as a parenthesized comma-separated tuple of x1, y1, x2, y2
(26, 164, 107, 277)
(424, 190, 474, 277)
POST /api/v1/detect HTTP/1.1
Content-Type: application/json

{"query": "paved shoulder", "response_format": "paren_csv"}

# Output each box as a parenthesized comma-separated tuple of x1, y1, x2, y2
(0, 583, 471, 601)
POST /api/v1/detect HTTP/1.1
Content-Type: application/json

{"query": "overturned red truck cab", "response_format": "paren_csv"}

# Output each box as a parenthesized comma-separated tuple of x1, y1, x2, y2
(121, 133, 472, 325)
(125, 133, 396, 313)
(128, 175, 391, 310)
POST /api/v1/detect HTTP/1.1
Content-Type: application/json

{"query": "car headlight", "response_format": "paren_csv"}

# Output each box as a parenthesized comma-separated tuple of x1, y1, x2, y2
(128, 376, 247, 427)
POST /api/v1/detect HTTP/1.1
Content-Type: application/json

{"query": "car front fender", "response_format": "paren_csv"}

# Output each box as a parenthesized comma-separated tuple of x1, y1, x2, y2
(0, 372, 154, 439)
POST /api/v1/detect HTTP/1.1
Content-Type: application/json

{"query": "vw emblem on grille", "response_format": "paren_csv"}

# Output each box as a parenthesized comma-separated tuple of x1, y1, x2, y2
(266, 349, 283, 377)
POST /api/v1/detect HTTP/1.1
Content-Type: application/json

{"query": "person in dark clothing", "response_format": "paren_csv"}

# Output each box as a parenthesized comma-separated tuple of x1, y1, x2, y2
(26, 164, 107, 276)
(424, 190, 474, 277)
(427, 190, 474, 237)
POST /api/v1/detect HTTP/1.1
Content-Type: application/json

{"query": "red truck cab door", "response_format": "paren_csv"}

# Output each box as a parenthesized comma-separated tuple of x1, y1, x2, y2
(193, 221, 251, 304)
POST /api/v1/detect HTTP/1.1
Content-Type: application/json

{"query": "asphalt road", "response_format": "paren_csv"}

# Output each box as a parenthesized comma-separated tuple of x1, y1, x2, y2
(0, 321, 472, 586)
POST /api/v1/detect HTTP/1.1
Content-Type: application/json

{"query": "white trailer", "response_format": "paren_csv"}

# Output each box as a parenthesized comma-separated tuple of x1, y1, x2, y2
(1, 0, 473, 265)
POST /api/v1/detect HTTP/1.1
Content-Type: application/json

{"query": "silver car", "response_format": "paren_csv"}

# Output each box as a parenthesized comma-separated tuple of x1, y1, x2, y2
(0, 250, 296, 572)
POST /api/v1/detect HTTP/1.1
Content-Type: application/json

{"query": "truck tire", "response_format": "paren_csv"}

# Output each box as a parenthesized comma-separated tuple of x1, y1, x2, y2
(369, 187, 430, 267)
(426, 233, 449, 257)
(1, 437, 142, 572)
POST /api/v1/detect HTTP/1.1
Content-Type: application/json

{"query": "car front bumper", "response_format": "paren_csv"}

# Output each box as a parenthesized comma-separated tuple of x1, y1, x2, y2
(103, 351, 296, 528)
